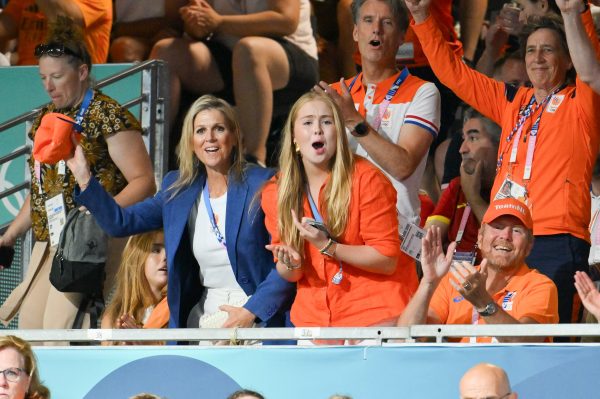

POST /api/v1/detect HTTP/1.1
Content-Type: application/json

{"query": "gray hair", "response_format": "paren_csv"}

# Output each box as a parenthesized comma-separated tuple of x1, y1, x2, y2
(351, 0, 409, 33)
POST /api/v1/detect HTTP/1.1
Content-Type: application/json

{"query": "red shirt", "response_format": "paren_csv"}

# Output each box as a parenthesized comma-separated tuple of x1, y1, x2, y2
(261, 157, 418, 327)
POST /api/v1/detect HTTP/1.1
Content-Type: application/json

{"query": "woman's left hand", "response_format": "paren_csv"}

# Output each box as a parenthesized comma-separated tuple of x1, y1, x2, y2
(219, 305, 256, 328)
(291, 209, 329, 250)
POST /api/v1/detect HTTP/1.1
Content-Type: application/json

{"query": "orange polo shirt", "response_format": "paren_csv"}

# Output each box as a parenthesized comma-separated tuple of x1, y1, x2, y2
(261, 157, 418, 327)
(429, 263, 559, 343)
(411, 14, 600, 242)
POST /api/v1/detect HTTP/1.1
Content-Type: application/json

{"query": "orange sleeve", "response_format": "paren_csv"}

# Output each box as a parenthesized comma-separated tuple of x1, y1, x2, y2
(428, 277, 452, 324)
(581, 7, 600, 60)
(260, 180, 281, 261)
(410, 15, 508, 125)
(515, 275, 559, 324)
(74, 0, 112, 63)
(356, 161, 401, 258)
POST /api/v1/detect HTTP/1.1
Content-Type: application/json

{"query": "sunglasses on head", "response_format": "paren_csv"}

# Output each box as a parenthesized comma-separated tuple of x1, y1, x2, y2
(34, 43, 81, 60)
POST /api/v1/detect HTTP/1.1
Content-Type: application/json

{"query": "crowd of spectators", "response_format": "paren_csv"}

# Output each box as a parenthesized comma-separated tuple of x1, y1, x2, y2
(1, 0, 600, 350)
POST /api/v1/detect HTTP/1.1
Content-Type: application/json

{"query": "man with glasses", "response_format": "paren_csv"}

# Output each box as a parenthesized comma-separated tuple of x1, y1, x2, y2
(459, 363, 517, 399)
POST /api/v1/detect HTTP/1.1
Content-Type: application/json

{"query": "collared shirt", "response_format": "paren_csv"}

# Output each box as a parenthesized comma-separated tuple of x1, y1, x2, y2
(429, 263, 559, 343)
(262, 157, 418, 327)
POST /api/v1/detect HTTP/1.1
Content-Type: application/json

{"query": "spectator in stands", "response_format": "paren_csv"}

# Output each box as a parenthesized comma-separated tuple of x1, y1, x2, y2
(227, 390, 265, 399)
(405, 0, 600, 325)
(0, 335, 50, 399)
(67, 95, 295, 333)
(398, 198, 559, 342)
(316, 0, 441, 232)
(262, 92, 418, 336)
(150, 0, 318, 166)
(476, 0, 561, 77)
(101, 230, 169, 345)
(459, 363, 517, 399)
(109, 0, 186, 63)
(425, 108, 501, 261)
(575, 270, 600, 322)
(0, 0, 112, 65)
(493, 51, 530, 88)
(557, 0, 600, 94)
(0, 16, 155, 331)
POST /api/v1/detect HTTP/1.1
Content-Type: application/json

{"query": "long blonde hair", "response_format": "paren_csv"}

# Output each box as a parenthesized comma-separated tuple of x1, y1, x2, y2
(104, 230, 166, 325)
(275, 92, 354, 255)
(0, 335, 50, 399)
(168, 95, 244, 197)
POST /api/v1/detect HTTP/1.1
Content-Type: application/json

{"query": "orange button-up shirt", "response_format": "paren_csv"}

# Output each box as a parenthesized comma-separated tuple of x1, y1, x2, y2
(429, 263, 559, 343)
(262, 157, 418, 327)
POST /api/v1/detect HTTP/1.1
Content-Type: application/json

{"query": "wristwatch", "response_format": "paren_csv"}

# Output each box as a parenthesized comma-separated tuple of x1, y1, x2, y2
(351, 121, 369, 137)
(477, 302, 499, 317)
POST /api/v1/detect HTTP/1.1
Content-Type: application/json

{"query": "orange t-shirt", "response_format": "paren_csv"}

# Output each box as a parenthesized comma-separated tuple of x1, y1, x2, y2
(429, 263, 559, 343)
(4, 0, 112, 65)
(411, 14, 600, 242)
(261, 157, 418, 327)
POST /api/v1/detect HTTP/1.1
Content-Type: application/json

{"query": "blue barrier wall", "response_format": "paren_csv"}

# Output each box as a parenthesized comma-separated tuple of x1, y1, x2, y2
(34, 344, 600, 399)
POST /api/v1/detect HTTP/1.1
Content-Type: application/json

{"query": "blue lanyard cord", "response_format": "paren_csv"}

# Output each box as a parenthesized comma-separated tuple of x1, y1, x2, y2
(306, 185, 343, 284)
(347, 67, 409, 96)
(496, 85, 563, 171)
(73, 89, 93, 133)
(203, 183, 226, 248)
(306, 184, 323, 223)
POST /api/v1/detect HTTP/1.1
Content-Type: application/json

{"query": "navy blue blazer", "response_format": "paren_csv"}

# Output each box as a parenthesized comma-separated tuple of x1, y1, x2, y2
(75, 165, 294, 328)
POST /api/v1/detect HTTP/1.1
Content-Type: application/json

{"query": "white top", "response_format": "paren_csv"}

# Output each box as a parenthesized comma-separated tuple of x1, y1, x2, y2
(209, 0, 318, 59)
(349, 77, 441, 231)
(193, 191, 245, 316)
(115, 0, 164, 23)
(589, 191, 600, 265)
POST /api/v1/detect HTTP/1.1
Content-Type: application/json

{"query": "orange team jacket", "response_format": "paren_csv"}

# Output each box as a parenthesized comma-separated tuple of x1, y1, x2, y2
(429, 263, 559, 343)
(261, 157, 418, 327)
(4, 0, 112, 65)
(411, 13, 600, 242)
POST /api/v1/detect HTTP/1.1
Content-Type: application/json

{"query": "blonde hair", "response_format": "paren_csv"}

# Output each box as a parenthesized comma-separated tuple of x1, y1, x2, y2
(0, 336, 50, 399)
(169, 95, 244, 197)
(104, 230, 166, 325)
(274, 91, 354, 255)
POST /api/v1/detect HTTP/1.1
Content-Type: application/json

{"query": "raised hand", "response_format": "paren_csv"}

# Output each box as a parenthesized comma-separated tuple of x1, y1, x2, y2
(555, 0, 584, 13)
(403, 0, 432, 24)
(575, 271, 600, 321)
(313, 79, 363, 129)
(65, 133, 92, 189)
(420, 225, 456, 284)
(290, 209, 329, 251)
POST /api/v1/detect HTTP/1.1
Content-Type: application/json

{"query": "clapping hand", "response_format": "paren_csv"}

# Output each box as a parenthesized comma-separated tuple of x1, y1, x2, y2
(420, 226, 456, 285)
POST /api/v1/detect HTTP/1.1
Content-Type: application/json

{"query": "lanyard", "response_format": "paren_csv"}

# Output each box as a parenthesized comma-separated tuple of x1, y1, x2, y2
(455, 204, 471, 244)
(348, 67, 409, 131)
(306, 185, 343, 284)
(35, 89, 94, 191)
(497, 86, 563, 180)
(203, 183, 226, 248)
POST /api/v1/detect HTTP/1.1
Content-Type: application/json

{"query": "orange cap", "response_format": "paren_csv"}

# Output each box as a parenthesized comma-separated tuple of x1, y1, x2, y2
(482, 198, 533, 230)
(32, 113, 81, 164)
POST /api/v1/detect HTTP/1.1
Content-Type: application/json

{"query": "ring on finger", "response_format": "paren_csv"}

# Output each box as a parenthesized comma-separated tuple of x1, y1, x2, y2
(462, 281, 473, 291)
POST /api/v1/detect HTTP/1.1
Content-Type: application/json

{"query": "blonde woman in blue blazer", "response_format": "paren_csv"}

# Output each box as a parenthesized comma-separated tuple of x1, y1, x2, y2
(68, 95, 294, 333)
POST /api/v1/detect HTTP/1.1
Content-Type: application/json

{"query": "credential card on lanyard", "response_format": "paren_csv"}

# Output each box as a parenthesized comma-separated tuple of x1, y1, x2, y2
(400, 222, 425, 261)
(45, 194, 66, 247)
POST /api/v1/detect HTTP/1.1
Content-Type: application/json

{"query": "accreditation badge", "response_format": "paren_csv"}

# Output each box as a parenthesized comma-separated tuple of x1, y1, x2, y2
(546, 94, 565, 113)
(494, 177, 527, 203)
(45, 194, 67, 247)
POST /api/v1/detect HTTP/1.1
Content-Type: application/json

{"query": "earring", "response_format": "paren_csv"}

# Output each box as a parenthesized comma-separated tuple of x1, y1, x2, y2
(294, 142, 300, 154)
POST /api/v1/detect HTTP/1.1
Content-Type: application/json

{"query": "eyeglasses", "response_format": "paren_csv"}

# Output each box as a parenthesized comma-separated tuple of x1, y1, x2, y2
(0, 367, 25, 383)
(34, 43, 81, 60)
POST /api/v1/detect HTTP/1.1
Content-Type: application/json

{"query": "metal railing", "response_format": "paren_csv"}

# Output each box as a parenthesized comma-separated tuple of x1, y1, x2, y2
(4, 324, 600, 345)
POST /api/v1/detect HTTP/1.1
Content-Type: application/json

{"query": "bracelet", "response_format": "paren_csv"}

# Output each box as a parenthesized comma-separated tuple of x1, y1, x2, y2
(319, 238, 337, 258)
(284, 261, 302, 271)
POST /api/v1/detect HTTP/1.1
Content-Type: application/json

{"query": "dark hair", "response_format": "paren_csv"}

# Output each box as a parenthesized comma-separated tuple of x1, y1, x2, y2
(529, 0, 561, 15)
(227, 389, 265, 399)
(462, 107, 502, 147)
(351, 0, 409, 33)
(41, 15, 92, 71)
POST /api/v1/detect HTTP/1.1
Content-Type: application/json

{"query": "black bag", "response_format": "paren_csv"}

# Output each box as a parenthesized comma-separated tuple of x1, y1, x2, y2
(50, 208, 108, 294)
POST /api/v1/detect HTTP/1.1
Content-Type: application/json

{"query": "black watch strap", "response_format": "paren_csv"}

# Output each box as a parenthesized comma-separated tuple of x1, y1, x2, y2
(351, 121, 369, 137)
